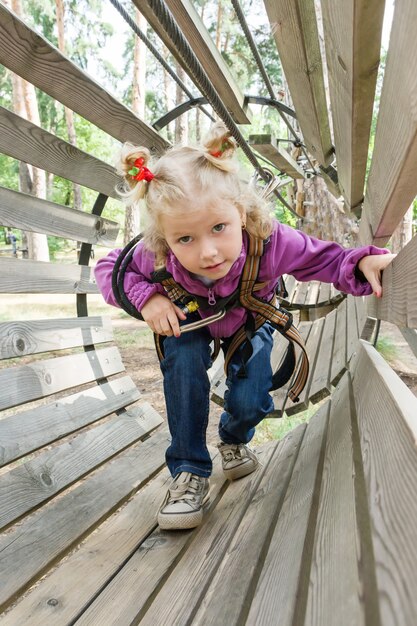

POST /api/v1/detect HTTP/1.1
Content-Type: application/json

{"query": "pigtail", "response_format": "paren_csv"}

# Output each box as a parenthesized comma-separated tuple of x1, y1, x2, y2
(115, 143, 153, 203)
(203, 122, 237, 172)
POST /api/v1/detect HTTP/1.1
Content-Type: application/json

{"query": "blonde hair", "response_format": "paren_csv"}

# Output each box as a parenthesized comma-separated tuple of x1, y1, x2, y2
(116, 122, 274, 268)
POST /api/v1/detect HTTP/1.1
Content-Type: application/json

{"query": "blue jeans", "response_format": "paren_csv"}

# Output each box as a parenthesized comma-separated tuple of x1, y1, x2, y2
(160, 321, 275, 478)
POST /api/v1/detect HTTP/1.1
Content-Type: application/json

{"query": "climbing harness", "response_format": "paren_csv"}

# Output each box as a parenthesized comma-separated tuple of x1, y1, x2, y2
(111, 231, 309, 403)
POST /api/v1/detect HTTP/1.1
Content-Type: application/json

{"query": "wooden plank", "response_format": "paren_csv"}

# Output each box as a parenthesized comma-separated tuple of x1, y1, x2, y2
(0, 316, 113, 360)
(304, 373, 365, 626)
(352, 341, 417, 624)
(0, 346, 124, 411)
(264, 0, 333, 166)
(248, 135, 305, 178)
(309, 309, 337, 403)
(191, 426, 307, 626)
(354, 296, 367, 338)
(304, 281, 320, 307)
(0, 187, 119, 245)
(0, 107, 120, 198)
(1, 470, 173, 626)
(362, 0, 417, 243)
(330, 298, 347, 385)
(136, 0, 251, 124)
(0, 258, 98, 295)
(0, 4, 167, 153)
(281, 274, 297, 305)
(131, 445, 278, 626)
(0, 427, 168, 613)
(0, 405, 163, 531)
(346, 295, 359, 361)
(63, 460, 226, 626)
(320, 0, 384, 212)
(369, 235, 417, 328)
(271, 321, 312, 417)
(400, 328, 417, 360)
(285, 317, 325, 415)
(317, 281, 331, 305)
(0, 376, 140, 467)
(246, 405, 329, 626)
(292, 280, 310, 308)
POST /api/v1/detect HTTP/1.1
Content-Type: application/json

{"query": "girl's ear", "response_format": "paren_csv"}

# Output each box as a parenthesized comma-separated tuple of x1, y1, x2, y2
(236, 203, 247, 229)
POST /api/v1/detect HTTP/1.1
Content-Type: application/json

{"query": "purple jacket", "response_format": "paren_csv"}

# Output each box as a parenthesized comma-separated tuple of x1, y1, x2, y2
(95, 221, 388, 338)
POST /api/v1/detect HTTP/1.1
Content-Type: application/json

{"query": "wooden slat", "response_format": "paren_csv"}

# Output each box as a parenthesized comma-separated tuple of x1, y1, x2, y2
(264, 0, 333, 166)
(0, 427, 167, 613)
(320, 0, 384, 212)
(317, 281, 331, 305)
(346, 295, 359, 361)
(304, 373, 365, 626)
(191, 427, 307, 626)
(352, 341, 417, 624)
(281, 274, 297, 304)
(285, 317, 325, 415)
(292, 280, 310, 308)
(355, 296, 367, 338)
(0, 107, 120, 198)
(0, 4, 167, 153)
(271, 321, 312, 417)
(304, 281, 320, 307)
(0, 405, 163, 532)
(368, 235, 417, 327)
(400, 328, 417, 360)
(129, 445, 278, 626)
(0, 376, 140, 467)
(359, 0, 417, 244)
(0, 346, 124, 411)
(248, 135, 305, 178)
(330, 298, 347, 385)
(246, 406, 328, 625)
(64, 460, 225, 626)
(0, 187, 119, 245)
(309, 309, 337, 403)
(0, 316, 113, 360)
(0, 258, 98, 295)
(136, 0, 251, 124)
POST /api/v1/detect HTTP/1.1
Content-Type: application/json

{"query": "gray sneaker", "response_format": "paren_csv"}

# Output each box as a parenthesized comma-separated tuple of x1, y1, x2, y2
(158, 472, 210, 530)
(217, 442, 259, 480)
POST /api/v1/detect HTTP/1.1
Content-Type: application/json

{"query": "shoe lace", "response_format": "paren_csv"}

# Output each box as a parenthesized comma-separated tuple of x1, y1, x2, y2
(168, 474, 203, 503)
(221, 444, 244, 462)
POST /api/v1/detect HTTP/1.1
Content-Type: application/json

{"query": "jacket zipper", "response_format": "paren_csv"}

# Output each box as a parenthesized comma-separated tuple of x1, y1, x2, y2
(207, 288, 216, 306)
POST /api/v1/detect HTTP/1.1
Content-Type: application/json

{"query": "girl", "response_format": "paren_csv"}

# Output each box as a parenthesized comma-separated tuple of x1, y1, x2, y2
(95, 122, 393, 531)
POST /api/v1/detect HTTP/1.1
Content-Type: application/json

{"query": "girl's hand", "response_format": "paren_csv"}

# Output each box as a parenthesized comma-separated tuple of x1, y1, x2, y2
(141, 293, 187, 337)
(357, 253, 396, 298)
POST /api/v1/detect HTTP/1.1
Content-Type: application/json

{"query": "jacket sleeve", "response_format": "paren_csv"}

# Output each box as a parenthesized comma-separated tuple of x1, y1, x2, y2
(269, 223, 390, 296)
(94, 244, 165, 311)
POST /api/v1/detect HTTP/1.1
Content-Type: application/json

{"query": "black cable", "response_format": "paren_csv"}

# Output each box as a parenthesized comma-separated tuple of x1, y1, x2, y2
(230, 0, 276, 99)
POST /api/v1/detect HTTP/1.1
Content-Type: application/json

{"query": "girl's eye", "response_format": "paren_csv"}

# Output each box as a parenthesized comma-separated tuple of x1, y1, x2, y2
(213, 223, 225, 233)
(178, 235, 192, 244)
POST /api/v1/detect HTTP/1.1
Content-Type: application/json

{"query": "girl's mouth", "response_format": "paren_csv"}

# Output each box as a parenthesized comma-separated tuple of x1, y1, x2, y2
(203, 261, 225, 271)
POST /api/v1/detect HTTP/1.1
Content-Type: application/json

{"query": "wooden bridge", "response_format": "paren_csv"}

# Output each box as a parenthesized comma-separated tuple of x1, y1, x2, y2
(1, 0, 417, 624)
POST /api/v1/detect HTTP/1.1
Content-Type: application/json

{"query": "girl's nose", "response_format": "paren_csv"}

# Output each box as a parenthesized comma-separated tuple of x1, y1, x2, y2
(200, 239, 217, 260)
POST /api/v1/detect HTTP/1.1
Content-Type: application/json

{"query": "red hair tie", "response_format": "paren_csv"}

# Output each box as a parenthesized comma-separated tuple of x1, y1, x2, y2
(209, 140, 230, 158)
(128, 157, 155, 182)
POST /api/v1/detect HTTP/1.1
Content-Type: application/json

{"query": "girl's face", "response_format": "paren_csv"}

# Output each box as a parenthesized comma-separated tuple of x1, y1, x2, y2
(160, 201, 244, 280)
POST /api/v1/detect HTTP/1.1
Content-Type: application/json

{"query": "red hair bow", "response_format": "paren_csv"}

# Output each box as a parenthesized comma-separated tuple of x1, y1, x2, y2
(128, 157, 155, 182)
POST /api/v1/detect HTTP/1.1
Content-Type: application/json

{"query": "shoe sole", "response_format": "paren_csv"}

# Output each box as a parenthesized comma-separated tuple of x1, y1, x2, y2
(223, 459, 259, 481)
(158, 495, 210, 531)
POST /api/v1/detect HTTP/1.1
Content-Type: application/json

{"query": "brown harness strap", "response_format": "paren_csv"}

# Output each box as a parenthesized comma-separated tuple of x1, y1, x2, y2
(236, 234, 309, 402)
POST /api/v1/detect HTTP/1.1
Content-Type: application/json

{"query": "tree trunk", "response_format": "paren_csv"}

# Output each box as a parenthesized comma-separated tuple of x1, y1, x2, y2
(124, 9, 147, 246)
(11, 0, 50, 262)
(163, 46, 173, 143)
(175, 63, 188, 143)
(216, 0, 223, 50)
(55, 0, 82, 218)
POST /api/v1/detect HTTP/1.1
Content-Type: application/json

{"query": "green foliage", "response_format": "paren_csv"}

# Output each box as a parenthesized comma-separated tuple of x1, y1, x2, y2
(376, 335, 398, 363)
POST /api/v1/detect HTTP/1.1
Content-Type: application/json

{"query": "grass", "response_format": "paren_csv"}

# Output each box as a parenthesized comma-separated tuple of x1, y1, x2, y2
(253, 401, 323, 444)
(376, 334, 398, 363)
(0, 294, 126, 322)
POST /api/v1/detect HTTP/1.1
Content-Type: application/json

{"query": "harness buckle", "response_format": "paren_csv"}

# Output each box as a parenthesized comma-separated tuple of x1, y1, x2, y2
(280, 307, 293, 334)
